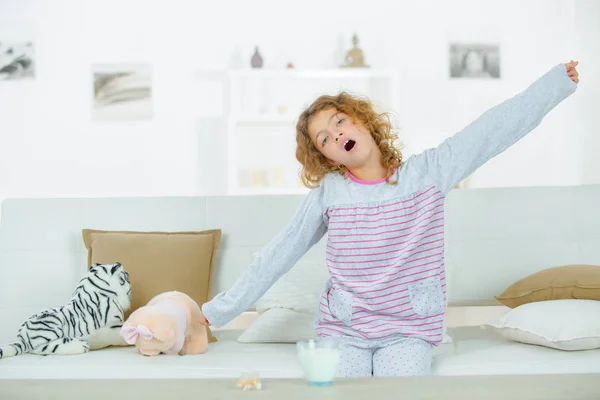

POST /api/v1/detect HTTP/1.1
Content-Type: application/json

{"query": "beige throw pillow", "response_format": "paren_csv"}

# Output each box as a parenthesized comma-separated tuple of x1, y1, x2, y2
(82, 228, 221, 343)
(495, 264, 600, 308)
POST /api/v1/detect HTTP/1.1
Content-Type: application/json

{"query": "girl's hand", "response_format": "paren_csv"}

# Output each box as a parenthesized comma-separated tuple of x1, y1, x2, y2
(199, 312, 211, 327)
(565, 60, 579, 84)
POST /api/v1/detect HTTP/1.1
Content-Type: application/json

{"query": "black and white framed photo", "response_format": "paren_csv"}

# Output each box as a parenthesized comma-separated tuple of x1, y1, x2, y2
(449, 43, 500, 79)
(0, 41, 35, 81)
(92, 63, 153, 121)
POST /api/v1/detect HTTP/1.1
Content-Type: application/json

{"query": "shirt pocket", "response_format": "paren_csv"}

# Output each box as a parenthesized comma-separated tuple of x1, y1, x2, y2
(407, 278, 445, 317)
(327, 288, 355, 325)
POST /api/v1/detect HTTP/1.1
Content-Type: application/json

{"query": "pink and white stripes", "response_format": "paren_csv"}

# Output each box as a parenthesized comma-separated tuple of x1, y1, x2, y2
(316, 186, 447, 344)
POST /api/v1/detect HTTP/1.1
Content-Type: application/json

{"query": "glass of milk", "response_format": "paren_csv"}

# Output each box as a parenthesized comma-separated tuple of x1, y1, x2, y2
(296, 338, 341, 386)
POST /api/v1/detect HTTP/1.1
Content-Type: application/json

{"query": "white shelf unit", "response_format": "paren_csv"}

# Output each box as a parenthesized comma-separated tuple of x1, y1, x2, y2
(200, 68, 398, 195)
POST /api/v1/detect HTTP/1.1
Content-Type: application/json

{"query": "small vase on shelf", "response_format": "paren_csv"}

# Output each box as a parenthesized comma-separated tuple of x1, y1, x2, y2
(251, 46, 263, 68)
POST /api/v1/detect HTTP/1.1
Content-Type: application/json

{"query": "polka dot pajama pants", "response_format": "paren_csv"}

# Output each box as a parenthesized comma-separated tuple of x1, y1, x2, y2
(335, 336, 433, 377)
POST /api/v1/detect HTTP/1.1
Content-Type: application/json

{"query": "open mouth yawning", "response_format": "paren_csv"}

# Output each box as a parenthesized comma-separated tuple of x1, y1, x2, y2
(343, 139, 356, 152)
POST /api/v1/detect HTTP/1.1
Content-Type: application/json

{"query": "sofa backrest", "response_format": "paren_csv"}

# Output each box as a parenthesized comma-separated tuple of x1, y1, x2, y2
(1, 184, 599, 343)
(444, 184, 600, 305)
(0, 194, 324, 343)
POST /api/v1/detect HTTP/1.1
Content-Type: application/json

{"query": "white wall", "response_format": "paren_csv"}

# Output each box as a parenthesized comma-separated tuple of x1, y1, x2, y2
(0, 0, 598, 206)
(574, 0, 600, 185)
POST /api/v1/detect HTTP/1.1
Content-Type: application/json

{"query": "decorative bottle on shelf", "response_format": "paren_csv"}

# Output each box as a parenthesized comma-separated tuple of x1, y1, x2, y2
(251, 46, 263, 68)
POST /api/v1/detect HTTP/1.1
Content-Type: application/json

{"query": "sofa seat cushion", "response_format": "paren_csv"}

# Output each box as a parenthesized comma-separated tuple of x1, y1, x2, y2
(1, 329, 599, 379)
(0, 331, 452, 380)
(0, 331, 303, 380)
(433, 327, 600, 376)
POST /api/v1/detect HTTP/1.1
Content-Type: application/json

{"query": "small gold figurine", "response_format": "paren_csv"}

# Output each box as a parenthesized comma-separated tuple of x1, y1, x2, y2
(341, 34, 369, 68)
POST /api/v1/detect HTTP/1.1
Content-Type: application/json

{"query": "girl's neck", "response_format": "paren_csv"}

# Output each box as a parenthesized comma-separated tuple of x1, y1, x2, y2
(347, 161, 387, 183)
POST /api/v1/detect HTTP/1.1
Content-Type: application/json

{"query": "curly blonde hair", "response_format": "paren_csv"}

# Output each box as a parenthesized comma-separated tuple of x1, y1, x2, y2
(295, 92, 403, 188)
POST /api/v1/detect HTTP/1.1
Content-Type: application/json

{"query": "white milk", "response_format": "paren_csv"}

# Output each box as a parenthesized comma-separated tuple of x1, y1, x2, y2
(297, 347, 341, 384)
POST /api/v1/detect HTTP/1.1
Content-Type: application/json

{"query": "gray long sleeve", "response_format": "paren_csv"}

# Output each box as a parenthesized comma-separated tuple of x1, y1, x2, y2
(202, 186, 328, 328)
(413, 63, 577, 194)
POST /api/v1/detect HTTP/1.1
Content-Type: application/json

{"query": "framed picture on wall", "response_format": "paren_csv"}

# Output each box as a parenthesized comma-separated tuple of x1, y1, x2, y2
(0, 41, 35, 81)
(91, 63, 153, 121)
(449, 43, 501, 79)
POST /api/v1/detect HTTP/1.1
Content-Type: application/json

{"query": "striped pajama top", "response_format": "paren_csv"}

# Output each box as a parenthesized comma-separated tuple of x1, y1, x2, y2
(318, 183, 447, 344)
(202, 64, 578, 344)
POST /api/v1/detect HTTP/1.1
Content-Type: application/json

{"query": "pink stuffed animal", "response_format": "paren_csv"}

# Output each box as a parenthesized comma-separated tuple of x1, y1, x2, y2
(120, 291, 208, 356)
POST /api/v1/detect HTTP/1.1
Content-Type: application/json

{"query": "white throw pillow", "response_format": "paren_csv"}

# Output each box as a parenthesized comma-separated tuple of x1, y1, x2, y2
(483, 299, 600, 351)
(254, 258, 329, 314)
(241, 253, 453, 344)
(237, 308, 317, 343)
(238, 257, 325, 343)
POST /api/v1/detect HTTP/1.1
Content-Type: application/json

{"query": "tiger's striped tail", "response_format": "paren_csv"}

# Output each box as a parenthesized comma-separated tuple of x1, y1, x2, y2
(0, 339, 28, 359)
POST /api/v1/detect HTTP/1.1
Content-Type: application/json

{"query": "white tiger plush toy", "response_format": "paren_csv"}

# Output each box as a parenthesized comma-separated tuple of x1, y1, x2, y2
(0, 262, 132, 359)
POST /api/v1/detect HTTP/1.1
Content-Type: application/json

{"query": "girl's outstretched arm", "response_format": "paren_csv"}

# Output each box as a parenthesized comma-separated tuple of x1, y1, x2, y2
(413, 61, 579, 194)
(200, 186, 327, 328)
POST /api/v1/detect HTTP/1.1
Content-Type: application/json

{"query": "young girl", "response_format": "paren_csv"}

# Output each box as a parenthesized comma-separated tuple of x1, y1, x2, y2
(200, 61, 580, 377)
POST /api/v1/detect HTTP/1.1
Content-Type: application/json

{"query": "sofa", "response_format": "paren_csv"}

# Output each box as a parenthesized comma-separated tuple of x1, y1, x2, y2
(1, 184, 600, 380)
